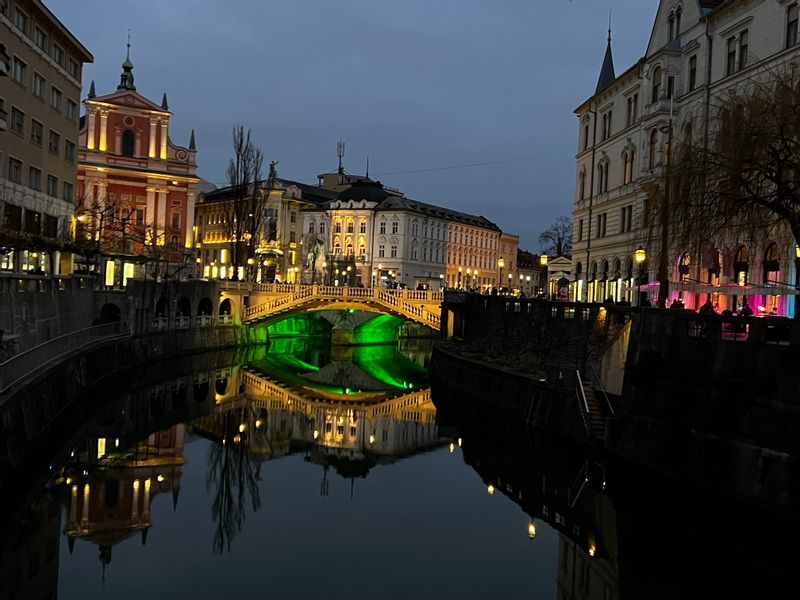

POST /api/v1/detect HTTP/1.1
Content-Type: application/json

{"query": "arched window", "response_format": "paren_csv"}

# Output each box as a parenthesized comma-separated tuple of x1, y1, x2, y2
(676, 6, 682, 37)
(651, 66, 662, 103)
(649, 129, 659, 168)
(763, 243, 780, 282)
(346, 242, 353, 256)
(122, 129, 135, 157)
(579, 170, 587, 200)
(668, 11, 675, 41)
(358, 243, 366, 259)
(734, 246, 750, 286)
(623, 150, 635, 184)
(334, 241, 341, 255)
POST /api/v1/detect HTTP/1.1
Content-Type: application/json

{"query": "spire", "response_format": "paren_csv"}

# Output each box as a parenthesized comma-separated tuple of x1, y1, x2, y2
(595, 15, 616, 94)
(172, 486, 181, 510)
(189, 129, 196, 151)
(88, 80, 96, 98)
(161, 93, 169, 110)
(117, 31, 136, 91)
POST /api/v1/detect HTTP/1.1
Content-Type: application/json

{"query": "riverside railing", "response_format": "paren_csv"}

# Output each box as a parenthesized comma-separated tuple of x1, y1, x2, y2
(0, 322, 130, 395)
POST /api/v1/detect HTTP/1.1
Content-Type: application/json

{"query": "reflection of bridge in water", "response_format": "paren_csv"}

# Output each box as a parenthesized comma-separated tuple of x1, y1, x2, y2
(237, 284, 442, 330)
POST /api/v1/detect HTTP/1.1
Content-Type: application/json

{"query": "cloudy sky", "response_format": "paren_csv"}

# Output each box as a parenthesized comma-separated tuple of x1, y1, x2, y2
(49, 0, 657, 250)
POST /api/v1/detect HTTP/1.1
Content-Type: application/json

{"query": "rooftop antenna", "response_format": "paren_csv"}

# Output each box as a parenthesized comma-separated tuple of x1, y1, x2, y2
(337, 140, 346, 174)
(365, 156, 370, 179)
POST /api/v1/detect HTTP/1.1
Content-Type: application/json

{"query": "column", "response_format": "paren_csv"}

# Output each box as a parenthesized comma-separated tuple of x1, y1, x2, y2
(81, 483, 90, 526)
(160, 120, 168, 160)
(158, 188, 168, 243)
(69, 484, 78, 524)
(184, 192, 195, 249)
(135, 130, 143, 156)
(99, 110, 109, 152)
(131, 480, 140, 520)
(142, 479, 151, 519)
(114, 127, 122, 154)
(148, 119, 158, 158)
(146, 187, 156, 244)
(87, 109, 97, 150)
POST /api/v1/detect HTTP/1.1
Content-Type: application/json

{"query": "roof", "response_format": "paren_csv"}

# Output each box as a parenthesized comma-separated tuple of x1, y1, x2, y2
(595, 37, 616, 94)
(34, 0, 93, 62)
(202, 177, 337, 205)
(375, 195, 501, 232)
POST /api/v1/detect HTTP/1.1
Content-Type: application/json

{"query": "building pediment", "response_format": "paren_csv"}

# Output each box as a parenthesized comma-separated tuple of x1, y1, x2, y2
(88, 91, 170, 114)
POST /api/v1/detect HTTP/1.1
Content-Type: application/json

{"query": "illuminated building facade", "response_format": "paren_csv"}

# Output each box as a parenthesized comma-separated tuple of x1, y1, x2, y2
(76, 47, 199, 285)
(0, 0, 92, 274)
(572, 0, 800, 314)
(195, 177, 336, 282)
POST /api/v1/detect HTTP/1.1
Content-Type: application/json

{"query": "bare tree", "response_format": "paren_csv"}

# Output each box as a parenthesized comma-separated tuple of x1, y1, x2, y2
(539, 216, 572, 258)
(224, 126, 264, 281)
(649, 66, 800, 312)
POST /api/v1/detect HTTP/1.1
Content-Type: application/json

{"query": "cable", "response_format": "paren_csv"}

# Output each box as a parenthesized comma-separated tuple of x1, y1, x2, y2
(375, 156, 538, 176)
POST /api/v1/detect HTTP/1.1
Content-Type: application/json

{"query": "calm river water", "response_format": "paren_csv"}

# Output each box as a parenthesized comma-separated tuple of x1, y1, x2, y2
(0, 327, 797, 599)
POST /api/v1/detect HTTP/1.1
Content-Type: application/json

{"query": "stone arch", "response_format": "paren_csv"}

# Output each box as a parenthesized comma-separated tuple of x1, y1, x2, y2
(215, 377, 229, 396)
(197, 297, 213, 315)
(99, 302, 121, 323)
(176, 296, 191, 317)
(219, 298, 233, 315)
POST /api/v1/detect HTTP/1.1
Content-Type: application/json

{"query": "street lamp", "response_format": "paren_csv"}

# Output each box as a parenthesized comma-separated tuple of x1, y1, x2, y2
(498, 257, 505, 289)
(439, 273, 444, 290)
(635, 246, 647, 306)
(458, 266, 463, 290)
(508, 272, 513, 294)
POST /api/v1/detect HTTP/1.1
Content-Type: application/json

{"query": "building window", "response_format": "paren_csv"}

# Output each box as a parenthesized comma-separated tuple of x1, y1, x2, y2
(24, 209, 41, 235)
(171, 212, 180, 229)
(392, 221, 399, 234)
(649, 129, 659, 168)
(626, 96, 635, 126)
(578, 219, 584, 242)
(308, 221, 315, 234)
(788, 5, 799, 48)
(380, 221, 386, 234)
(739, 30, 749, 71)
(12, 57, 26, 85)
(3, 203, 22, 230)
(52, 44, 63, 66)
(346, 220, 353, 233)
(10, 107, 24, 135)
(47, 176, 58, 197)
(34, 27, 47, 51)
(688, 55, 697, 92)
(43, 214, 58, 238)
(136, 209, 144, 225)
(360, 220, 366, 233)
(597, 213, 607, 238)
(583, 121, 590, 150)
(63, 182, 74, 203)
(290, 211, 297, 223)
(48, 130, 60, 155)
(390, 245, 398, 258)
(68, 58, 79, 79)
(50, 87, 62, 111)
(378, 244, 385, 258)
(598, 163, 606, 193)
(33, 72, 44, 98)
(67, 99, 78, 121)
(122, 129, 135, 156)
(602, 110, 612, 140)
(334, 221, 341, 233)
(65, 140, 75, 162)
(668, 11, 675, 41)
(620, 205, 633, 233)
(319, 222, 325, 234)
(651, 66, 662, 103)
(727, 37, 737, 76)
(28, 167, 42, 191)
(667, 76, 675, 99)
(14, 7, 28, 34)
(623, 150, 635, 184)
(676, 6, 682, 37)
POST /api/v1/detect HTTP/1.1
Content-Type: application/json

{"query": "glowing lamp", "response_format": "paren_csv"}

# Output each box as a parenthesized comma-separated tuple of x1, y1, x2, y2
(487, 484, 495, 496)
(157, 474, 165, 482)
(313, 430, 320, 440)
(540, 255, 548, 266)
(449, 442, 455, 453)
(497, 257, 505, 268)
(796, 245, 800, 259)
(439, 274, 444, 279)
(247, 258, 254, 265)
(457, 437, 462, 447)
(239, 423, 246, 433)
(588, 543, 596, 557)
(528, 521, 537, 539)
(255, 419, 263, 428)
(635, 247, 647, 264)
(322, 261, 328, 268)
(508, 273, 512, 280)
(196, 257, 202, 264)
(369, 434, 376, 444)
(458, 266, 463, 273)
(233, 434, 241, 444)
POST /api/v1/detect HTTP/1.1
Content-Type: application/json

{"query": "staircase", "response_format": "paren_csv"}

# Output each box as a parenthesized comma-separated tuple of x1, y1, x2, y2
(583, 388, 607, 440)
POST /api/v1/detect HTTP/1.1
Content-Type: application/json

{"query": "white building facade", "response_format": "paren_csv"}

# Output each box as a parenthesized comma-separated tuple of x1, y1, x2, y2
(572, 0, 800, 315)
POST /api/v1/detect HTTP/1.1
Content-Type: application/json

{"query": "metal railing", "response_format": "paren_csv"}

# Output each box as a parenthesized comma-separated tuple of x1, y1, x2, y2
(574, 369, 590, 435)
(0, 322, 130, 395)
(589, 364, 614, 417)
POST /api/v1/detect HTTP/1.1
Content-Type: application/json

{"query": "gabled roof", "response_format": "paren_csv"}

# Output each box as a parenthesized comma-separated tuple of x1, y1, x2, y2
(86, 90, 170, 114)
(375, 195, 501, 232)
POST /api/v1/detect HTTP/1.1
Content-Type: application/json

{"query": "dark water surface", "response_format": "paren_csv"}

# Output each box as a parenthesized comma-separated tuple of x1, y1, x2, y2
(1, 329, 798, 599)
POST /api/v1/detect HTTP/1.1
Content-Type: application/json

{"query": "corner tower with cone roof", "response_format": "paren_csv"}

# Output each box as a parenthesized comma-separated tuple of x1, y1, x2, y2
(77, 42, 200, 279)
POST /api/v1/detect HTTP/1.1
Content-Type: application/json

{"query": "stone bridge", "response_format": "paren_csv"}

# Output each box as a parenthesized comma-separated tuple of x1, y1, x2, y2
(233, 284, 442, 330)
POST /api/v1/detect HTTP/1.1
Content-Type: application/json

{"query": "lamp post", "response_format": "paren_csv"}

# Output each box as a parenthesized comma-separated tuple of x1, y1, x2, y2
(474, 269, 479, 291)
(635, 246, 647, 306)
(498, 257, 505, 291)
(458, 266, 463, 290)
(439, 273, 444, 290)
(372, 270, 377, 288)
(508, 272, 513, 294)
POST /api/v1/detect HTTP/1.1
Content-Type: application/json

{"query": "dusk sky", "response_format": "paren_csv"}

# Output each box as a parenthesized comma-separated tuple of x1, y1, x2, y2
(49, 0, 657, 250)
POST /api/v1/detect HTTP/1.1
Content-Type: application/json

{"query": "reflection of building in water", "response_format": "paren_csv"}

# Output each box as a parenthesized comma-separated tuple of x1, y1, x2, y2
(194, 369, 440, 473)
(0, 494, 60, 600)
(62, 424, 186, 575)
(557, 536, 619, 600)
